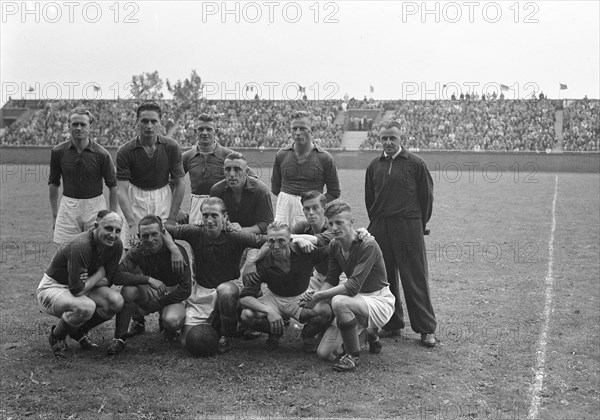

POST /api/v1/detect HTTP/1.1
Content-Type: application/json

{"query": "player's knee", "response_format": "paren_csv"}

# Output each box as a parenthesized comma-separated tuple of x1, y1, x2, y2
(314, 302, 333, 320)
(72, 300, 96, 323)
(105, 292, 124, 314)
(331, 295, 350, 313)
(121, 286, 139, 303)
(316, 345, 337, 362)
(216, 282, 239, 300)
(163, 312, 185, 332)
(240, 309, 255, 324)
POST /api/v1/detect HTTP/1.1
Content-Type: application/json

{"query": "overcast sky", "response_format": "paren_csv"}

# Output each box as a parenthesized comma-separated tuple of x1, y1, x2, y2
(1, 0, 598, 104)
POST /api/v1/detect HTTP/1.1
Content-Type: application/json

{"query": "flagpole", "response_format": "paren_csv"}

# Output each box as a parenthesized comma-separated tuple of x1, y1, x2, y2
(558, 83, 560, 100)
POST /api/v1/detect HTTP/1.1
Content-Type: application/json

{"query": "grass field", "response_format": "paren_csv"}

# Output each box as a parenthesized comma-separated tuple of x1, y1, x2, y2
(1, 164, 598, 419)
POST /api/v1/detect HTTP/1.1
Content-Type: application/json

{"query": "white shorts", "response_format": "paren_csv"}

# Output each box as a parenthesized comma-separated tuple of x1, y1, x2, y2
(119, 184, 172, 248)
(184, 279, 242, 327)
(319, 286, 395, 353)
(189, 194, 209, 225)
(53, 195, 107, 244)
(36, 273, 71, 318)
(256, 288, 303, 322)
(274, 191, 305, 227)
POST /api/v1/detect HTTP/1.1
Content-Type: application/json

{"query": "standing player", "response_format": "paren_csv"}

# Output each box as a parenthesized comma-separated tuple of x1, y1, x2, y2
(183, 114, 257, 225)
(365, 121, 437, 347)
(271, 111, 341, 227)
(239, 222, 331, 352)
(107, 215, 191, 355)
(49, 107, 118, 243)
(116, 102, 185, 248)
(164, 197, 266, 354)
(300, 202, 394, 372)
(36, 210, 125, 358)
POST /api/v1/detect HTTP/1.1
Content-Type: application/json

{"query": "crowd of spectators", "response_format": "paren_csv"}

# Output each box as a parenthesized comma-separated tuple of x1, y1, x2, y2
(562, 99, 599, 151)
(0, 99, 342, 149)
(0, 100, 177, 146)
(1, 98, 598, 152)
(360, 99, 558, 152)
(170, 100, 342, 148)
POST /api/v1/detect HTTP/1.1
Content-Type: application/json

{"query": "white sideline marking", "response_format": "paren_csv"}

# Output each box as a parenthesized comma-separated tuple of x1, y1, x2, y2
(528, 175, 559, 419)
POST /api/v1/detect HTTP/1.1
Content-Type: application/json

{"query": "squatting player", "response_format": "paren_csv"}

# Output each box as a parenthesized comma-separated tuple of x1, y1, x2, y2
(49, 107, 118, 243)
(300, 202, 395, 372)
(239, 222, 331, 352)
(107, 215, 192, 355)
(164, 197, 265, 354)
(271, 111, 341, 227)
(36, 210, 125, 358)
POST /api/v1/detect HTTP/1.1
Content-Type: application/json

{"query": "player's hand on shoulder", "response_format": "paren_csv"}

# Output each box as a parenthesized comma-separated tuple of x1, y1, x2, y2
(293, 237, 315, 253)
(176, 209, 189, 225)
(169, 248, 187, 276)
(227, 221, 243, 232)
(356, 227, 372, 240)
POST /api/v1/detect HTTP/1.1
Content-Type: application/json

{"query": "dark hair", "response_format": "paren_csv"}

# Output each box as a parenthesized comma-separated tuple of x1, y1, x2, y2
(68, 107, 95, 124)
(136, 102, 162, 119)
(225, 151, 246, 162)
(324, 201, 352, 219)
(300, 190, 327, 208)
(200, 197, 227, 214)
(138, 214, 163, 231)
(196, 113, 215, 123)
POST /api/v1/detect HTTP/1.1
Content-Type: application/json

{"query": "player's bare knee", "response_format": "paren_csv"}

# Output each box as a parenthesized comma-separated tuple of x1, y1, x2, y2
(106, 292, 124, 314)
(72, 300, 96, 322)
(317, 345, 337, 361)
(121, 286, 139, 303)
(240, 309, 255, 324)
(331, 295, 350, 313)
(216, 282, 239, 300)
(163, 313, 184, 331)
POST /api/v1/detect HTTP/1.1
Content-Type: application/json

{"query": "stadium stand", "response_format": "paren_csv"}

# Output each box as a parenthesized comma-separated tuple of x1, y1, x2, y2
(1, 98, 598, 152)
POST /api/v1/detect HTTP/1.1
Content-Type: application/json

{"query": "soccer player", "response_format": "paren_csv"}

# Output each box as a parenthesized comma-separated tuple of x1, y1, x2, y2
(300, 202, 395, 372)
(365, 121, 437, 347)
(239, 222, 331, 352)
(164, 197, 265, 354)
(183, 114, 255, 225)
(116, 101, 185, 248)
(210, 152, 273, 235)
(36, 210, 124, 358)
(107, 215, 192, 355)
(49, 107, 118, 243)
(271, 111, 341, 227)
(291, 191, 334, 290)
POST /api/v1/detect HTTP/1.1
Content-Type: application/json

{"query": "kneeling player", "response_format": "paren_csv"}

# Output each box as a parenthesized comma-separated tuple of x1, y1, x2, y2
(108, 215, 191, 355)
(300, 202, 395, 372)
(36, 210, 124, 358)
(239, 222, 331, 351)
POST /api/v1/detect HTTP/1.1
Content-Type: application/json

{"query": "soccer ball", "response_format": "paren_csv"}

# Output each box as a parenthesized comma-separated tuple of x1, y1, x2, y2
(185, 324, 219, 357)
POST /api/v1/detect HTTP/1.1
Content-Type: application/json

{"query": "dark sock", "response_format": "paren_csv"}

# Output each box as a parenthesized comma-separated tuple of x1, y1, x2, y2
(79, 311, 111, 333)
(52, 318, 71, 340)
(250, 318, 276, 335)
(301, 316, 329, 339)
(338, 317, 360, 357)
(115, 302, 136, 339)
